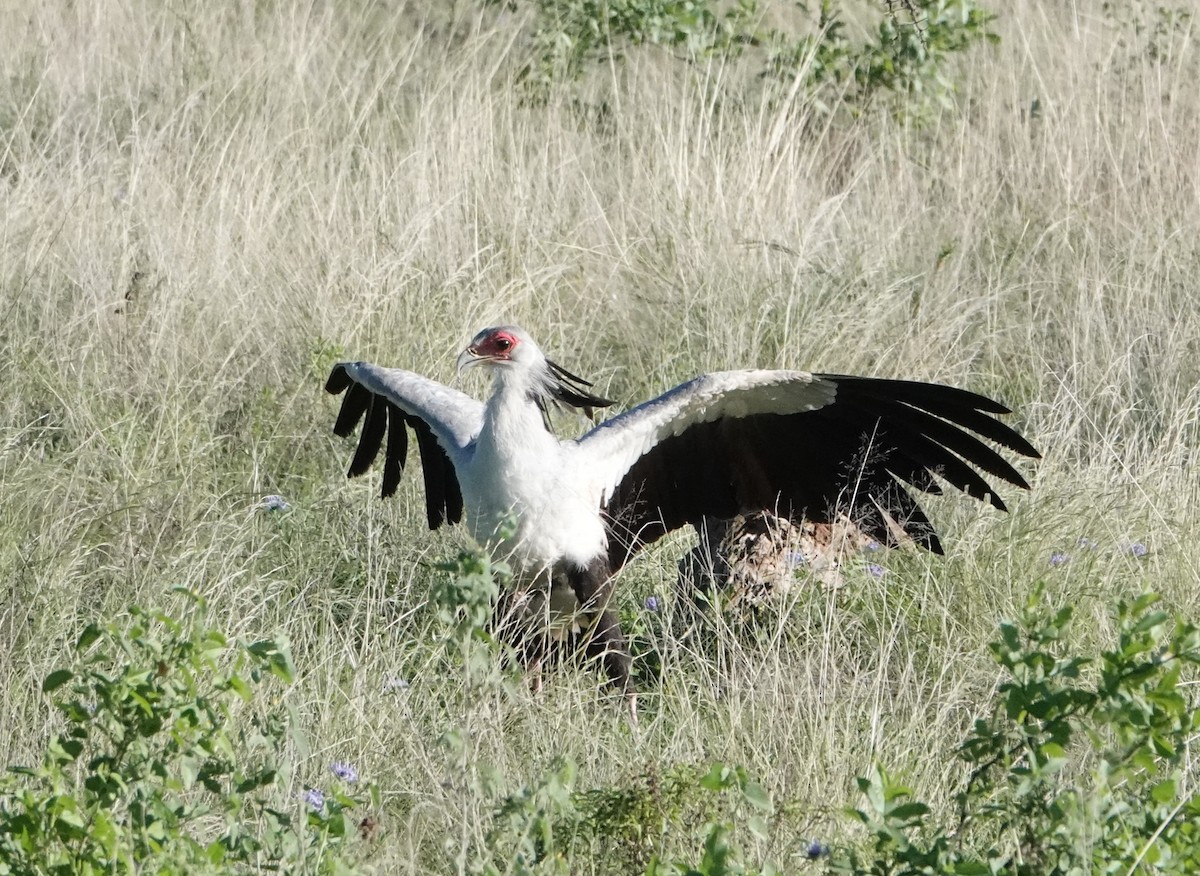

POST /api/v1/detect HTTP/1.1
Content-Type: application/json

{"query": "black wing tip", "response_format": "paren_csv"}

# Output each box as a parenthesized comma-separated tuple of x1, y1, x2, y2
(346, 395, 386, 477)
(1000, 435, 1041, 461)
(982, 419, 1041, 461)
(332, 382, 371, 438)
(831, 373, 1043, 465)
(826, 373, 1015, 415)
(325, 362, 354, 395)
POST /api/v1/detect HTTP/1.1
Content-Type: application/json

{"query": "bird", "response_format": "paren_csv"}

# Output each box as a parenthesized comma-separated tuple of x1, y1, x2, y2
(324, 325, 1040, 712)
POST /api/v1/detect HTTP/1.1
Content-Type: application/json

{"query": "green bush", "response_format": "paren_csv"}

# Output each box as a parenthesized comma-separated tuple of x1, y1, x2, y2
(467, 757, 779, 876)
(486, 0, 998, 117)
(834, 586, 1200, 873)
(0, 590, 374, 875)
(763, 0, 1000, 116)
(430, 545, 1200, 873)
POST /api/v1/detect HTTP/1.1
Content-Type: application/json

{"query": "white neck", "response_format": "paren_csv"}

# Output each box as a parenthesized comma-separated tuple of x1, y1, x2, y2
(482, 367, 552, 455)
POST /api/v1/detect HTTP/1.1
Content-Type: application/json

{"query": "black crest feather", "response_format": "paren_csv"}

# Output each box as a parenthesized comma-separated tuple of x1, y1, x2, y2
(531, 359, 615, 425)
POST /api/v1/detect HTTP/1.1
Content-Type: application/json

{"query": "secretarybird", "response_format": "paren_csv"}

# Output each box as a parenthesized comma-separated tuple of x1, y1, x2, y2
(325, 326, 1040, 711)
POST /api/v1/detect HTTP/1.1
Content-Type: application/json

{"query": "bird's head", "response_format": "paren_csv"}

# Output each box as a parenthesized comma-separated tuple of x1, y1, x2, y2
(456, 326, 538, 373)
(456, 325, 615, 421)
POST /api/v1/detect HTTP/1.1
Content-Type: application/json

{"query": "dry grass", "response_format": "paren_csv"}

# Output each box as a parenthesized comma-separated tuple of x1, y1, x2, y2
(2, 1, 1198, 870)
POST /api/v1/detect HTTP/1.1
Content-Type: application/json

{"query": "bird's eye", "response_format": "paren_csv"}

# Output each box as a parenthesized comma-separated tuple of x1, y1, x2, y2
(495, 338, 512, 350)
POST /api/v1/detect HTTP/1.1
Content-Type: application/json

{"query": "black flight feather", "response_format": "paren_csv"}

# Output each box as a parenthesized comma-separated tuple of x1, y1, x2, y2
(348, 393, 387, 477)
(382, 402, 408, 498)
(325, 365, 464, 530)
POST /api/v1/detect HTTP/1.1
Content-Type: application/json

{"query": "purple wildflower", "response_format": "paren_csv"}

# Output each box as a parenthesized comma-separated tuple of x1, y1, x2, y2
(383, 676, 410, 693)
(644, 596, 662, 613)
(261, 494, 290, 512)
(788, 552, 809, 568)
(805, 840, 830, 859)
(1128, 542, 1148, 558)
(303, 788, 325, 811)
(1049, 551, 1069, 567)
(1076, 537, 1098, 551)
(331, 761, 359, 783)
(865, 540, 882, 552)
(866, 563, 886, 578)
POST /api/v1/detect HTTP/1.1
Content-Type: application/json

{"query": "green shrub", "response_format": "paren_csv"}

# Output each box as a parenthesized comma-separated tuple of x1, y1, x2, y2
(835, 586, 1200, 873)
(467, 758, 779, 876)
(763, 0, 1000, 117)
(486, 0, 998, 117)
(0, 589, 374, 875)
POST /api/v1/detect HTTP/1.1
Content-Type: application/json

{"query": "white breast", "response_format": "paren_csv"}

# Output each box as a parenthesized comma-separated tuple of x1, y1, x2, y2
(460, 424, 607, 576)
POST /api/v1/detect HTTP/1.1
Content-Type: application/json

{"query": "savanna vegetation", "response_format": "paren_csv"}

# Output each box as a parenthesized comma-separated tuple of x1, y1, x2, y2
(1, 0, 1198, 872)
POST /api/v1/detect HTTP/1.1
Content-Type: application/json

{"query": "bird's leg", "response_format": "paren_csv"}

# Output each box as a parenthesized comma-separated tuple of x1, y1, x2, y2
(581, 608, 637, 724)
(492, 588, 553, 695)
(566, 559, 638, 722)
(528, 655, 544, 695)
(518, 626, 553, 696)
(582, 608, 633, 693)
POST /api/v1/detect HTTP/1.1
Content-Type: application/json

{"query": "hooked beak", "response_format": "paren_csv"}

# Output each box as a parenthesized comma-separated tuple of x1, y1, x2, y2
(455, 346, 486, 374)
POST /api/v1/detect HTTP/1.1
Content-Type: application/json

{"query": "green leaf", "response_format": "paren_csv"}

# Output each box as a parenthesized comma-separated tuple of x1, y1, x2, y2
(326, 811, 347, 838)
(1039, 741, 1068, 764)
(48, 737, 83, 763)
(226, 674, 252, 701)
(75, 624, 102, 652)
(54, 805, 86, 831)
(747, 815, 770, 841)
(698, 763, 731, 792)
(1127, 592, 1161, 616)
(952, 863, 992, 875)
(741, 780, 772, 812)
(236, 770, 277, 794)
(887, 802, 929, 822)
(42, 670, 73, 692)
(1151, 778, 1178, 804)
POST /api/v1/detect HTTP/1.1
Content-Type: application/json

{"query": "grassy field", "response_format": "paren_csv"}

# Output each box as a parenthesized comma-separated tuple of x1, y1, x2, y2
(2, 1, 1198, 871)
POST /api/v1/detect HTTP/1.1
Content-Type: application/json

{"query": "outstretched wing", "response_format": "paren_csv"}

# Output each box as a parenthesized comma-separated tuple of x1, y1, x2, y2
(325, 362, 484, 529)
(574, 371, 1040, 568)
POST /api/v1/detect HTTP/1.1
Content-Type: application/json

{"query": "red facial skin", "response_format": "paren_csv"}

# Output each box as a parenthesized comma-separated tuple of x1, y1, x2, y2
(470, 330, 520, 361)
